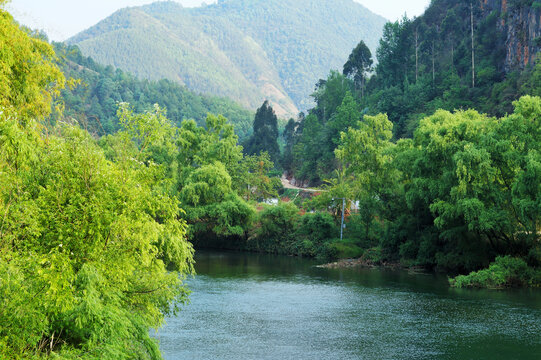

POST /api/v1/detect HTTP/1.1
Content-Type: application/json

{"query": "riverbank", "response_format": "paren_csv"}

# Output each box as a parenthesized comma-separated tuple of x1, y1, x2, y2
(317, 254, 541, 289)
(316, 257, 403, 270)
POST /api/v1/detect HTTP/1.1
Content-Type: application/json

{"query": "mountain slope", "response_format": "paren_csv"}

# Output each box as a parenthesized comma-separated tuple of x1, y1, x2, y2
(282, 0, 541, 185)
(51, 43, 255, 138)
(68, 0, 386, 116)
(361, 0, 541, 137)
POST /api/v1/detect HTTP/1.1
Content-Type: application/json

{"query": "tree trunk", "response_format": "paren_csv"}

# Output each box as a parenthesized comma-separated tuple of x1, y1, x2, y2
(471, 2, 475, 88)
(415, 28, 419, 82)
(451, 41, 454, 67)
(432, 41, 435, 84)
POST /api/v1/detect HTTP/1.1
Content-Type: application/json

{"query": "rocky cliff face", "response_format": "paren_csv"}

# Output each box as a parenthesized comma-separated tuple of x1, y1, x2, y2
(480, 0, 540, 71)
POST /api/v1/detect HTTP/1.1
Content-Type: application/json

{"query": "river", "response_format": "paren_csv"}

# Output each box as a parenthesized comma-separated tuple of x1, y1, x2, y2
(156, 251, 541, 360)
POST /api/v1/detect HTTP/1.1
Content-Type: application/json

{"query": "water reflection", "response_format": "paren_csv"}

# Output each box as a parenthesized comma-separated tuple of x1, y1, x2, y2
(157, 250, 541, 360)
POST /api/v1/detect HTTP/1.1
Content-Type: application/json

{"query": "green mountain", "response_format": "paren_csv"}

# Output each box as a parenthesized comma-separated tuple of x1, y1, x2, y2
(68, 0, 386, 117)
(51, 43, 254, 138)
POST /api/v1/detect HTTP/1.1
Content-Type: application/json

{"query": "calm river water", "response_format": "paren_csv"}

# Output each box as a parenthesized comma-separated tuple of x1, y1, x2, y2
(156, 251, 541, 360)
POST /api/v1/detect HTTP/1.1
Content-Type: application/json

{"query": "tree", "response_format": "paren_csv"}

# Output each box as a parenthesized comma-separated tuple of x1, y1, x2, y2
(0, 5, 65, 118)
(326, 92, 361, 146)
(0, 111, 194, 359)
(245, 100, 280, 165)
(312, 71, 355, 122)
(470, 1, 476, 88)
(175, 114, 256, 240)
(343, 40, 373, 98)
(237, 152, 280, 201)
(374, 17, 412, 89)
(335, 113, 397, 242)
(281, 117, 298, 171)
(441, 9, 460, 67)
(294, 114, 324, 183)
(0, 6, 194, 357)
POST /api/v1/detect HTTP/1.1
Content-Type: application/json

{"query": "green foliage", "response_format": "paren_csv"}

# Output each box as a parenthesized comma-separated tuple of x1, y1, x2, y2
(0, 113, 193, 358)
(68, 0, 386, 113)
(336, 112, 398, 246)
(286, 72, 358, 184)
(172, 113, 279, 242)
(327, 92, 362, 146)
(51, 43, 254, 138)
(296, 212, 338, 256)
(237, 152, 280, 201)
(182, 162, 232, 206)
(344, 40, 373, 96)
(383, 98, 539, 272)
(325, 241, 364, 260)
(344, 40, 373, 79)
(244, 101, 280, 165)
(0, 9, 190, 358)
(309, 95, 541, 276)
(362, 247, 384, 264)
(450, 256, 541, 288)
(283, 0, 540, 276)
(0, 7, 65, 118)
(281, 116, 300, 170)
(249, 202, 300, 254)
(247, 203, 348, 260)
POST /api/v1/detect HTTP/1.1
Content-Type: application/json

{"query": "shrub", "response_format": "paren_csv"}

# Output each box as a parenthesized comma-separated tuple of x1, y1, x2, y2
(249, 202, 299, 253)
(297, 213, 337, 247)
(325, 240, 364, 260)
(450, 256, 538, 288)
(362, 247, 383, 264)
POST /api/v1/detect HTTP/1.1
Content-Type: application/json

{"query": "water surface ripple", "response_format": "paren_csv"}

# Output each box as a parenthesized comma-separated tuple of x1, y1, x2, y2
(157, 251, 541, 360)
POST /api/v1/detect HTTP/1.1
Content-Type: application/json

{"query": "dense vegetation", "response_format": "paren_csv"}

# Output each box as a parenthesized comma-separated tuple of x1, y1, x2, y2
(68, 0, 386, 115)
(450, 256, 541, 288)
(95, 0, 539, 286)
(284, 0, 541, 185)
(278, 0, 541, 286)
(363, 0, 541, 138)
(51, 43, 254, 138)
(0, 5, 194, 359)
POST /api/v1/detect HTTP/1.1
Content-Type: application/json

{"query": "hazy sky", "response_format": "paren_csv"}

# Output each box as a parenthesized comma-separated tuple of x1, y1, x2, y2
(7, 0, 430, 41)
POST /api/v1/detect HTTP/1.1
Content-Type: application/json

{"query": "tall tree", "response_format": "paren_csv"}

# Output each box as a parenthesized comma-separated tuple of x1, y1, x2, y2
(326, 92, 361, 146)
(441, 8, 460, 67)
(343, 40, 373, 98)
(281, 117, 299, 172)
(245, 100, 280, 165)
(336, 113, 397, 242)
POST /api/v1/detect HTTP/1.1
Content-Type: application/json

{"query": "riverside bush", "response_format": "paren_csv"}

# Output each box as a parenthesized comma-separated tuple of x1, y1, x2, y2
(325, 240, 364, 260)
(450, 256, 541, 288)
(248, 202, 300, 253)
(296, 212, 337, 255)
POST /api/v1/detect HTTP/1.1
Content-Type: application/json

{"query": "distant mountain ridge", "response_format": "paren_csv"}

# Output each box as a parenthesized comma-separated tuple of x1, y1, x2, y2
(68, 0, 386, 117)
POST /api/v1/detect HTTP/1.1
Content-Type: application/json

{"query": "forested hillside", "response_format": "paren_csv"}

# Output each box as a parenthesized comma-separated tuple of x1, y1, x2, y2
(285, 0, 541, 185)
(51, 43, 254, 137)
(68, 0, 386, 116)
(275, 0, 540, 285)
(363, 0, 541, 138)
